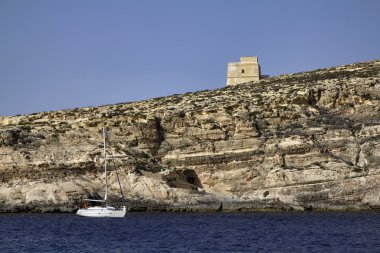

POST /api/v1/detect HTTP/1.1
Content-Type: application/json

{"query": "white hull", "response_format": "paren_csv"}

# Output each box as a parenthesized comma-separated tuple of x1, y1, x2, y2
(76, 206, 126, 218)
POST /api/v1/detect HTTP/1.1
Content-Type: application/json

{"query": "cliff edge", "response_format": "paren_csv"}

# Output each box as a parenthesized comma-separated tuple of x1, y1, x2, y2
(1, 60, 380, 212)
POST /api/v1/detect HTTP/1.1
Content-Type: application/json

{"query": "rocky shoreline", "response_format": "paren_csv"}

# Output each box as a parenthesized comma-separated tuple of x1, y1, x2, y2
(0, 59, 379, 213)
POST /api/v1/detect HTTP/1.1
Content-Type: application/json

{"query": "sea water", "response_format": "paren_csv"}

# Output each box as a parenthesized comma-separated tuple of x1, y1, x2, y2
(1, 212, 380, 252)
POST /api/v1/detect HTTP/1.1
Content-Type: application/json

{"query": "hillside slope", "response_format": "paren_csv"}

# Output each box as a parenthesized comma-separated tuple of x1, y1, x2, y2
(0, 60, 379, 212)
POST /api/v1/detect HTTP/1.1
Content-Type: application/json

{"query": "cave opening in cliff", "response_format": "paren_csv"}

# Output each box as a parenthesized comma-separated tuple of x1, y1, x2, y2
(182, 169, 203, 189)
(163, 169, 203, 190)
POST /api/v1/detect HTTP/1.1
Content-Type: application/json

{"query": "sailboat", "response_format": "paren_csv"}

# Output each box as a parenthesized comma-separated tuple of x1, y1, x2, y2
(77, 127, 126, 217)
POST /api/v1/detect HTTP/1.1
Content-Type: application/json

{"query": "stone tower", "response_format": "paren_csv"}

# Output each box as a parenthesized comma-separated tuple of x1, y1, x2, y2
(227, 56, 261, 86)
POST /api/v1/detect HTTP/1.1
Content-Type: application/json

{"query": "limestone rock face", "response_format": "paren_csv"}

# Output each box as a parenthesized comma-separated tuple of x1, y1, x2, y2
(0, 60, 380, 212)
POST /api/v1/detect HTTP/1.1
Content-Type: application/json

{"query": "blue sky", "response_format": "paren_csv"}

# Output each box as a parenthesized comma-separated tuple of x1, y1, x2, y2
(0, 0, 379, 116)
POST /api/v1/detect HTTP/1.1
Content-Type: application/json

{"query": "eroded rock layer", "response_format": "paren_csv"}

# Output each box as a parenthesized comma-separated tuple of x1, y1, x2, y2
(1, 60, 380, 212)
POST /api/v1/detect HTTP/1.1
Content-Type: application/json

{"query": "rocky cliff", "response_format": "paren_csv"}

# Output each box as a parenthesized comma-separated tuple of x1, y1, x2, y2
(1, 60, 380, 212)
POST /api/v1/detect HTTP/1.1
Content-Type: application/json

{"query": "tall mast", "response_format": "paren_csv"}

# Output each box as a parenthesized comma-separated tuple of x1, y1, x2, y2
(103, 127, 108, 206)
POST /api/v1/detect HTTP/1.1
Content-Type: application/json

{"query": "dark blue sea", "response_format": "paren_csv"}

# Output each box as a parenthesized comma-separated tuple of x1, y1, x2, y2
(1, 212, 380, 252)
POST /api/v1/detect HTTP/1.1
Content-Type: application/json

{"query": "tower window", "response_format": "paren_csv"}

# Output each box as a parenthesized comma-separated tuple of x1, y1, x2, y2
(241, 69, 245, 73)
